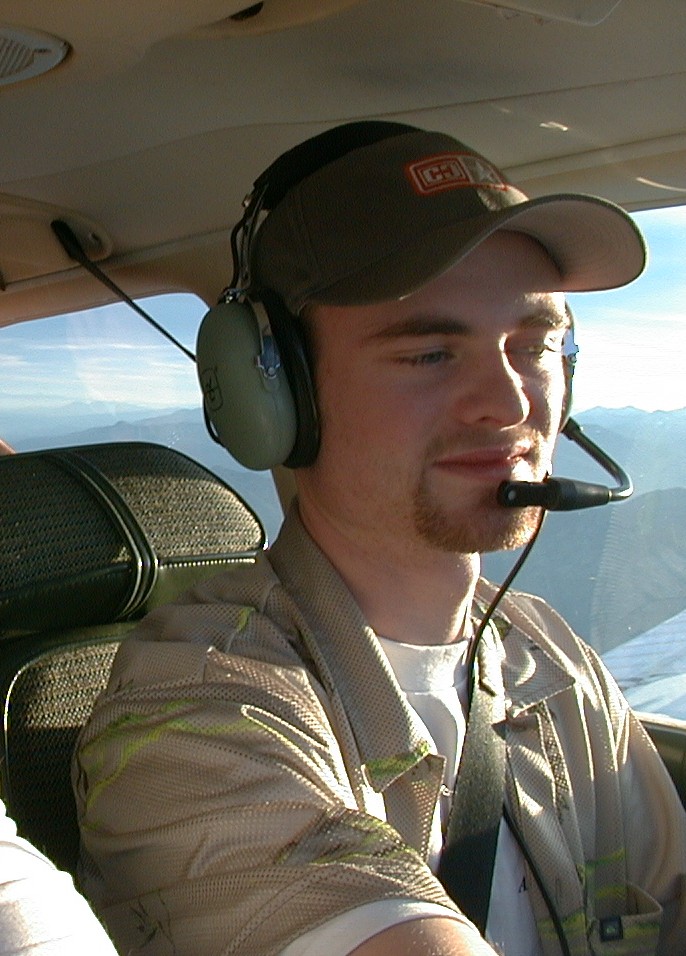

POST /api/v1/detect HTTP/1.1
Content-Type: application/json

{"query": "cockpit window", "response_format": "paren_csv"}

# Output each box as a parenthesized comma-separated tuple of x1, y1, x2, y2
(0, 292, 283, 542)
(2, 206, 684, 719)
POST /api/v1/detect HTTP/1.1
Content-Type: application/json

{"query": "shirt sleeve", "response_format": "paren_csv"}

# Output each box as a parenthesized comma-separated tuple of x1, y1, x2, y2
(280, 899, 472, 956)
(0, 801, 117, 955)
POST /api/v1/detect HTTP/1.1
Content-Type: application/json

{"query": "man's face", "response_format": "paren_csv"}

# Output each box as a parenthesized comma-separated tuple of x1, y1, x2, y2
(296, 231, 569, 558)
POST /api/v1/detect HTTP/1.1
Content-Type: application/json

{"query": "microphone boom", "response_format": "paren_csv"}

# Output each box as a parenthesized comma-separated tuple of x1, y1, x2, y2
(498, 418, 633, 512)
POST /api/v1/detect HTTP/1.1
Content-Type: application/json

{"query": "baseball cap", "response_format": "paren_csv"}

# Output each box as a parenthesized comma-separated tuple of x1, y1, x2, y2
(250, 125, 646, 314)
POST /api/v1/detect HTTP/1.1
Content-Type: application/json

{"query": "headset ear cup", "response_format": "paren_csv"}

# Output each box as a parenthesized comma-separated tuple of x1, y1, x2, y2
(196, 299, 298, 470)
(260, 291, 320, 468)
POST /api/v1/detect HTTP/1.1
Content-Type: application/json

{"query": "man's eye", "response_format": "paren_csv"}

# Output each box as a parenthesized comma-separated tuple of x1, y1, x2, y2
(509, 342, 562, 362)
(399, 349, 451, 366)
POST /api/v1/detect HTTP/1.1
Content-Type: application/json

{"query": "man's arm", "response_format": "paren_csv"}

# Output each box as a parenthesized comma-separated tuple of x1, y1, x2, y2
(75, 637, 470, 955)
(0, 800, 118, 954)
(350, 917, 498, 955)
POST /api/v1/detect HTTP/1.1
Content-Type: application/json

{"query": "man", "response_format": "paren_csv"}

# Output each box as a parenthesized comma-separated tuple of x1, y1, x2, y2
(73, 123, 686, 956)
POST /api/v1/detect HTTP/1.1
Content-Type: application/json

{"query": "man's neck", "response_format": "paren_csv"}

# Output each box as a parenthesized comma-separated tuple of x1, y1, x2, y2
(297, 500, 480, 647)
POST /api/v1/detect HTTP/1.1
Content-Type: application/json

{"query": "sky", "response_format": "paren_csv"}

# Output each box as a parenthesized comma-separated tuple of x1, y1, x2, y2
(567, 204, 686, 413)
(1, 205, 685, 432)
(0, 293, 206, 419)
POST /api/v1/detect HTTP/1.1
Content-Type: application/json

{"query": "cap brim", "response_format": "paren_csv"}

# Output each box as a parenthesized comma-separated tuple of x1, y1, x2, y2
(313, 193, 647, 306)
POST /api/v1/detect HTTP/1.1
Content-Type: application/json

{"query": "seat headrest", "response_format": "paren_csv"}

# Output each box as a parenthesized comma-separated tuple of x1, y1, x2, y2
(0, 442, 266, 635)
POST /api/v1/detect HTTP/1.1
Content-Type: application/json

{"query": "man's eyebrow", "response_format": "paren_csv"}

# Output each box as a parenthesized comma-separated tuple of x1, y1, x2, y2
(518, 309, 570, 332)
(369, 315, 471, 340)
(369, 309, 570, 341)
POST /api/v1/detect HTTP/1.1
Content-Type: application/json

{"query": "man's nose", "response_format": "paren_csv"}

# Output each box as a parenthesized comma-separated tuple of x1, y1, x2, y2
(452, 350, 530, 428)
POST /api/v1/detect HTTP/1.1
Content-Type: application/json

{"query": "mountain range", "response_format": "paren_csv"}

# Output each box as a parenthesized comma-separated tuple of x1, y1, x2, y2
(482, 406, 686, 656)
(9, 403, 686, 661)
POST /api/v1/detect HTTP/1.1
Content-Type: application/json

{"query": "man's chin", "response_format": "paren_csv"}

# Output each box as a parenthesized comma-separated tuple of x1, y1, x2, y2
(479, 515, 539, 553)
(413, 492, 541, 555)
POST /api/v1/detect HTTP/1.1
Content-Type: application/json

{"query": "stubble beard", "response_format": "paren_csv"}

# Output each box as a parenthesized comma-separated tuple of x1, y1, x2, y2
(412, 449, 546, 555)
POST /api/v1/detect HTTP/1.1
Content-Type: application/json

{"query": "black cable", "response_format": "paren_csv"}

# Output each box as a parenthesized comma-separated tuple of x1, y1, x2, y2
(462, 511, 576, 954)
(456, 515, 574, 954)
(466, 507, 546, 702)
(503, 805, 573, 956)
(50, 220, 196, 364)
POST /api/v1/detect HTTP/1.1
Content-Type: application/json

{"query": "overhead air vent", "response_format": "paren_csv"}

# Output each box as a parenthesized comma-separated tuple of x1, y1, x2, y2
(0, 25, 69, 87)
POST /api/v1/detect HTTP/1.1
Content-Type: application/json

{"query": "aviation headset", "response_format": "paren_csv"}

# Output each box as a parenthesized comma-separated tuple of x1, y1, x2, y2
(196, 121, 578, 472)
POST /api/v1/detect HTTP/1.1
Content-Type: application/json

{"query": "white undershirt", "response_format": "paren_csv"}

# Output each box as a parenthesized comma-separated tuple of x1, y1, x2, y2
(282, 636, 543, 956)
(379, 636, 542, 956)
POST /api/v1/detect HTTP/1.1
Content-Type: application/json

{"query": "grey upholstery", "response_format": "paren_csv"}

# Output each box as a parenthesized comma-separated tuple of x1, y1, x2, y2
(0, 442, 265, 874)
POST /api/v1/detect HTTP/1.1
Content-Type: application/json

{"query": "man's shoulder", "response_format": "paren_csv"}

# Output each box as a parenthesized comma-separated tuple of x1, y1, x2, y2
(480, 580, 625, 712)
(478, 577, 576, 641)
(107, 552, 312, 686)
(478, 577, 596, 667)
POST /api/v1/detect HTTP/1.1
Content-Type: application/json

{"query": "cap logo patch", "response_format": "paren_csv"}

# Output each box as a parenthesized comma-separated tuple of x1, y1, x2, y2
(406, 152, 508, 196)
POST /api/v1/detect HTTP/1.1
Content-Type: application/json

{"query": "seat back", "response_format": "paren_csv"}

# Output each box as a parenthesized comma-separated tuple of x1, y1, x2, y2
(0, 442, 266, 874)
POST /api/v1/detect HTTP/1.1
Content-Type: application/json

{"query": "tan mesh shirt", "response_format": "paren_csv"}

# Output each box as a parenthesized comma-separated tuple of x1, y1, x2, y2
(73, 505, 686, 956)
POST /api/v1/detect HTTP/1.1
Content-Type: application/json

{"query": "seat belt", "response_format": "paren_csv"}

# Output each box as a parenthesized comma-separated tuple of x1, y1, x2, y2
(437, 620, 507, 935)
